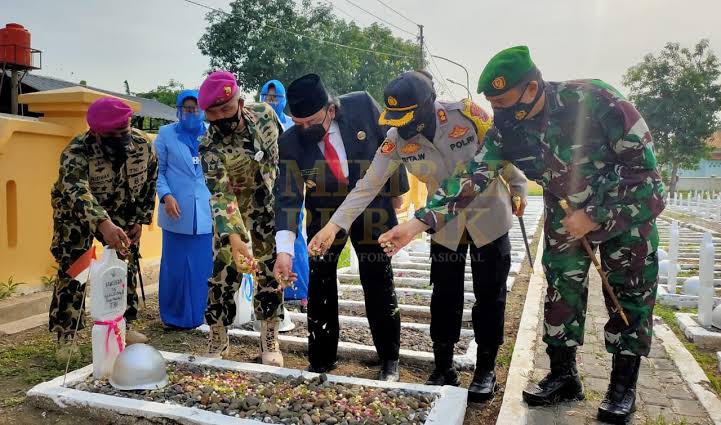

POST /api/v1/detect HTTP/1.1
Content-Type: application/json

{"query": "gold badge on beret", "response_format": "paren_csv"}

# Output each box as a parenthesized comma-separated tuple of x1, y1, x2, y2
(387, 96, 398, 107)
(514, 110, 527, 120)
(357, 131, 366, 141)
(492, 76, 506, 90)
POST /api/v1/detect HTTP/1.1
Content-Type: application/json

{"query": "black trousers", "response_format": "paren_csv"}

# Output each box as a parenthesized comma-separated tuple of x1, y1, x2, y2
(430, 231, 511, 348)
(306, 218, 400, 368)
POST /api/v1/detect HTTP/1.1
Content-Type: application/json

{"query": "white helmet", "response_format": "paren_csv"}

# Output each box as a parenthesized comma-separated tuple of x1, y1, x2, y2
(109, 344, 168, 391)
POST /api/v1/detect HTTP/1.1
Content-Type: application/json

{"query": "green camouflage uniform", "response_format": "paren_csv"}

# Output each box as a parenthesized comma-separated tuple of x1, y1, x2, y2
(200, 102, 283, 326)
(416, 80, 665, 356)
(49, 129, 158, 336)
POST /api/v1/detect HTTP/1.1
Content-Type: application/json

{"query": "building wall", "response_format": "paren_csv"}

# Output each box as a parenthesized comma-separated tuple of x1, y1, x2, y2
(675, 176, 721, 192)
(677, 159, 721, 178)
(0, 87, 162, 291)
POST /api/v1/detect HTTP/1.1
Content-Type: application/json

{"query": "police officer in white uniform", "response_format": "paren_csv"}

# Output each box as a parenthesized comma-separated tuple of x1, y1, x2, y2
(309, 71, 527, 402)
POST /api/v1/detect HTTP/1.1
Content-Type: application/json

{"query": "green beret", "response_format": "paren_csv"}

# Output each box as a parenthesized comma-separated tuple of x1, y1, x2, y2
(477, 45, 535, 96)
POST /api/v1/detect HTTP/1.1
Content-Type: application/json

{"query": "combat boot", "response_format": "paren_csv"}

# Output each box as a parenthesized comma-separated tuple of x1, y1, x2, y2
(468, 346, 499, 402)
(206, 324, 229, 358)
(425, 342, 461, 386)
(522, 346, 584, 406)
(597, 354, 641, 424)
(260, 319, 284, 367)
(55, 334, 80, 364)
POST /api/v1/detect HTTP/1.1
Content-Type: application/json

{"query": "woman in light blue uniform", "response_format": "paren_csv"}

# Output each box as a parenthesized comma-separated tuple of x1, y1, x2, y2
(261, 80, 309, 308)
(155, 90, 213, 329)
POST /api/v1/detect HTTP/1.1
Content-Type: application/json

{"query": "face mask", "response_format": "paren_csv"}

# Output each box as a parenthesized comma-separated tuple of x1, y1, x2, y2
(397, 101, 436, 140)
(209, 102, 240, 136)
(492, 80, 545, 130)
(100, 133, 131, 150)
(299, 109, 329, 144)
(180, 111, 205, 132)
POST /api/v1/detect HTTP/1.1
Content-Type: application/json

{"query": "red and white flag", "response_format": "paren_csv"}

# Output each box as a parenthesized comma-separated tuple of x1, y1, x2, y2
(66, 246, 97, 284)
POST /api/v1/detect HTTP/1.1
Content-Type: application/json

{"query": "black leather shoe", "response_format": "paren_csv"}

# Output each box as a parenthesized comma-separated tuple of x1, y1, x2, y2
(522, 346, 584, 406)
(378, 360, 400, 382)
(307, 362, 337, 374)
(425, 342, 461, 386)
(597, 354, 641, 424)
(425, 367, 461, 386)
(468, 370, 497, 402)
(468, 346, 499, 402)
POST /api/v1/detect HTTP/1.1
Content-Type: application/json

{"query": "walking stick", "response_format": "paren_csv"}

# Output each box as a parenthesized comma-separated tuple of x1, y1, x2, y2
(559, 200, 630, 326)
(131, 244, 146, 308)
(513, 195, 534, 271)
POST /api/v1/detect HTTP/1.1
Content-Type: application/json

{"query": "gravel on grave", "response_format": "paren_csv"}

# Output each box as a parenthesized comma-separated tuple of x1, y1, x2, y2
(336, 291, 475, 309)
(72, 362, 436, 425)
(246, 322, 471, 355)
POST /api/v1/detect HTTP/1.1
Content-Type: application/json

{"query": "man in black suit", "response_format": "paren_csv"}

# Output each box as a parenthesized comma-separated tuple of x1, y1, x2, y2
(273, 74, 408, 381)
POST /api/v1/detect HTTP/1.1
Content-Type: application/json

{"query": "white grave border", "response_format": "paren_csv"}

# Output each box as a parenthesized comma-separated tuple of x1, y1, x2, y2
(199, 311, 479, 370)
(27, 352, 467, 425)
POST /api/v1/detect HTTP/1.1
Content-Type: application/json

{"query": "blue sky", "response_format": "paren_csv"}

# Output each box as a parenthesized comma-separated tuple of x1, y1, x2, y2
(4, 0, 721, 109)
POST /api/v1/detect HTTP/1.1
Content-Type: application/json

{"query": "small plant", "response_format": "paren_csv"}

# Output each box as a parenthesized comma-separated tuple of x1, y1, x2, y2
(0, 276, 21, 300)
(41, 268, 58, 290)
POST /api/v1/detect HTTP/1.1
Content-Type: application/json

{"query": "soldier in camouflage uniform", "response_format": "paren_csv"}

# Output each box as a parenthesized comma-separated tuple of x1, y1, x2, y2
(380, 46, 665, 423)
(49, 97, 158, 361)
(198, 71, 285, 366)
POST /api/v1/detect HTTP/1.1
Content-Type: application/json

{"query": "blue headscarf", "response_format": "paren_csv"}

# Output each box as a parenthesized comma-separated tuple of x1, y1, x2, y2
(175, 89, 206, 157)
(261, 79, 289, 125)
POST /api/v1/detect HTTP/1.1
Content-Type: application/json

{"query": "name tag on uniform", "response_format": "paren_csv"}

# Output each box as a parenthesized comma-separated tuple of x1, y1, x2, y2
(192, 156, 200, 165)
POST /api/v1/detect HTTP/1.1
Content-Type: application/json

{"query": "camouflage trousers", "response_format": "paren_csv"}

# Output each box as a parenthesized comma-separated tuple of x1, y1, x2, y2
(541, 200, 659, 356)
(205, 183, 282, 327)
(48, 216, 139, 337)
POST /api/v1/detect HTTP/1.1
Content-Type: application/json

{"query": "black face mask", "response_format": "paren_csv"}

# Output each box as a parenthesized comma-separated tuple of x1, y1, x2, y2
(100, 134, 131, 151)
(299, 109, 329, 144)
(492, 79, 545, 131)
(209, 103, 241, 136)
(397, 101, 436, 141)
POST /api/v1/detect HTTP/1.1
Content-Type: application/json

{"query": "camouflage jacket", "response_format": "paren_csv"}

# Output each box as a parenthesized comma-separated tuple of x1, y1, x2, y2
(200, 102, 281, 239)
(51, 129, 159, 233)
(416, 79, 665, 242)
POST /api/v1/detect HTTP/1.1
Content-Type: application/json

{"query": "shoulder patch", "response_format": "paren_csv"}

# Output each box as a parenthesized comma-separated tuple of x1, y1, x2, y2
(459, 99, 492, 139)
(437, 109, 448, 125)
(380, 139, 396, 155)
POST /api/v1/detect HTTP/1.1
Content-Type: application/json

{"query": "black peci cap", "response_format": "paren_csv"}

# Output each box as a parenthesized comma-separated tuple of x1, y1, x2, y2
(287, 73, 330, 118)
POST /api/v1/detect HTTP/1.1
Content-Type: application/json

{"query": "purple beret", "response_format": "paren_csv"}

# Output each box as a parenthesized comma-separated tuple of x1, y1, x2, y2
(86, 97, 133, 134)
(198, 71, 239, 110)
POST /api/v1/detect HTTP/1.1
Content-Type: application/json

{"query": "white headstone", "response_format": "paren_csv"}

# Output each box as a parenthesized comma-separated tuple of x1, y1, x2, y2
(657, 248, 668, 261)
(659, 260, 681, 278)
(682, 276, 700, 296)
(712, 304, 721, 330)
(88, 248, 128, 380)
(698, 232, 715, 328)
(667, 221, 680, 293)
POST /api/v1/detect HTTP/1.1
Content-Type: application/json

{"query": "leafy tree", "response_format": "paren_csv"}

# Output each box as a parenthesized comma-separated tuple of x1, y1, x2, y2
(623, 39, 721, 193)
(197, 0, 420, 102)
(136, 79, 186, 107)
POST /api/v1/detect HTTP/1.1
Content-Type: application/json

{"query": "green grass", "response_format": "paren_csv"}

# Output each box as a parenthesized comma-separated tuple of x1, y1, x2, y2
(654, 304, 721, 396)
(527, 181, 543, 196)
(0, 336, 91, 407)
(338, 243, 351, 269)
(497, 343, 514, 369)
